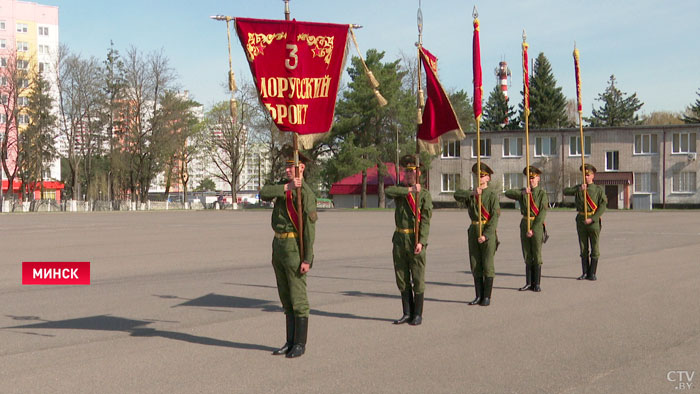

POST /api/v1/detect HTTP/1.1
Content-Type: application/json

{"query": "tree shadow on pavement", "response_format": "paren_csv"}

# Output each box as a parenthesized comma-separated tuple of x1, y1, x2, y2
(4, 315, 276, 352)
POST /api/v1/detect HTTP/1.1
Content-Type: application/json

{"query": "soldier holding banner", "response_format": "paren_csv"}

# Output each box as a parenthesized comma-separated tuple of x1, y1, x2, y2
(454, 163, 500, 306)
(563, 164, 607, 281)
(260, 146, 317, 358)
(386, 155, 433, 326)
(505, 166, 548, 292)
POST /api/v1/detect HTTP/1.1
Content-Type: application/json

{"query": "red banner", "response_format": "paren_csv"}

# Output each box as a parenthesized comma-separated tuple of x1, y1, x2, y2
(472, 18, 483, 120)
(522, 42, 530, 116)
(417, 47, 461, 142)
(235, 18, 349, 134)
(573, 47, 583, 113)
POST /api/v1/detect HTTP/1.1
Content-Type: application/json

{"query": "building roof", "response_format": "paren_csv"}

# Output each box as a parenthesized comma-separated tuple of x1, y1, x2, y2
(329, 163, 404, 195)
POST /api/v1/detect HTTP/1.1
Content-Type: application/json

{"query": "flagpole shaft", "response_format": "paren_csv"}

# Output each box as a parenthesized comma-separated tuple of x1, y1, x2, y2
(476, 118, 483, 237)
(414, 44, 423, 248)
(285, 1, 304, 263)
(578, 112, 588, 220)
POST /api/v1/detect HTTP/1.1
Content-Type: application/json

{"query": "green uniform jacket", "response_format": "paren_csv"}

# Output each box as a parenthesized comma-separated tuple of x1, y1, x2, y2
(385, 185, 432, 246)
(260, 180, 317, 264)
(453, 187, 500, 240)
(504, 186, 548, 228)
(563, 183, 607, 223)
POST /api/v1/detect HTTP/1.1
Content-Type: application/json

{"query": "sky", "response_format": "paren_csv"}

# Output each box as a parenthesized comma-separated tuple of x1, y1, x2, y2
(40, 0, 700, 117)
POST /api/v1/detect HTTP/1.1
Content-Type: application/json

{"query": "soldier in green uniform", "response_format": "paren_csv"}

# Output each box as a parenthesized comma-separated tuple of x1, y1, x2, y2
(563, 164, 607, 281)
(454, 163, 500, 306)
(260, 146, 317, 358)
(505, 166, 548, 292)
(385, 155, 432, 326)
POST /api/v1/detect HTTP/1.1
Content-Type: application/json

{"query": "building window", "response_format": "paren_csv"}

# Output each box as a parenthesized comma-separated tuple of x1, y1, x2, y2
(39, 44, 50, 54)
(17, 41, 29, 52)
(503, 137, 523, 157)
(503, 173, 524, 191)
(442, 140, 460, 158)
(18, 114, 30, 125)
(18, 79, 29, 88)
(17, 23, 28, 33)
(38, 26, 49, 36)
(0, 39, 6, 49)
(569, 135, 591, 156)
(0, 113, 6, 124)
(0, 57, 6, 68)
(1, 77, 7, 86)
(673, 171, 697, 193)
(441, 173, 460, 192)
(535, 136, 557, 157)
(471, 138, 491, 157)
(17, 59, 29, 70)
(1, 94, 7, 104)
(0, 21, 5, 30)
(605, 151, 619, 171)
(634, 173, 658, 193)
(672, 132, 697, 154)
(634, 133, 659, 154)
(17, 96, 29, 106)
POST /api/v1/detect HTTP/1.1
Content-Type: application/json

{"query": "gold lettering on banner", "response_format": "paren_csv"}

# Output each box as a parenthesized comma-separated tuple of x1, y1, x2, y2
(297, 33, 335, 65)
(265, 103, 309, 125)
(246, 32, 287, 61)
(259, 76, 332, 100)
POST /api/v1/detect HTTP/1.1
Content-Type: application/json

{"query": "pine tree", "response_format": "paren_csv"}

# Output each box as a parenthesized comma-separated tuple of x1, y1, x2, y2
(519, 52, 570, 129)
(586, 75, 644, 127)
(482, 85, 516, 131)
(682, 89, 700, 124)
(22, 72, 57, 200)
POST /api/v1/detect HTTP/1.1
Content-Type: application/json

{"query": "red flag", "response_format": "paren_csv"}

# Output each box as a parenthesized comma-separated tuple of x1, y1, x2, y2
(472, 18, 483, 120)
(522, 41, 530, 116)
(573, 47, 583, 113)
(417, 47, 462, 143)
(235, 18, 349, 134)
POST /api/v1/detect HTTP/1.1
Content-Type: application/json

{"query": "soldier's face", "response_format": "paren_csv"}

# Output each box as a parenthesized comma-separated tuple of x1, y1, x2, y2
(529, 175, 540, 188)
(585, 172, 594, 184)
(404, 169, 417, 185)
(285, 163, 305, 180)
(479, 174, 490, 187)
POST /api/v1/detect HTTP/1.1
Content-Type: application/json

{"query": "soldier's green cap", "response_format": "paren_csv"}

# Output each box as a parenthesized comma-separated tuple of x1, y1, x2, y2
(399, 154, 418, 170)
(580, 163, 597, 174)
(523, 166, 542, 177)
(281, 144, 310, 165)
(471, 162, 493, 176)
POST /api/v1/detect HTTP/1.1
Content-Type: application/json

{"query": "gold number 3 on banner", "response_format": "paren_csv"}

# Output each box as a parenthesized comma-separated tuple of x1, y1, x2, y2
(285, 44, 298, 70)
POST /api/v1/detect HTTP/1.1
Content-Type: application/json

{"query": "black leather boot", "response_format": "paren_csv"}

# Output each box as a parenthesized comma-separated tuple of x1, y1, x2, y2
(480, 277, 493, 306)
(468, 276, 483, 305)
(587, 258, 598, 281)
(518, 265, 532, 291)
(577, 256, 589, 280)
(272, 314, 294, 355)
(286, 316, 308, 358)
(409, 293, 424, 326)
(393, 291, 414, 324)
(532, 265, 541, 292)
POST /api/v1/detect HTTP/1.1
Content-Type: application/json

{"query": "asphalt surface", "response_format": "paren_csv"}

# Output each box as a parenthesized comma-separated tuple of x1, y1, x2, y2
(1, 209, 699, 394)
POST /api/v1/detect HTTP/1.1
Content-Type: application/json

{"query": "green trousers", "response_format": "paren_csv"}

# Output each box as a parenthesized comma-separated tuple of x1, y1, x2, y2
(520, 219, 544, 266)
(271, 237, 309, 317)
(468, 225, 497, 278)
(575, 216, 601, 259)
(392, 232, 426, 294)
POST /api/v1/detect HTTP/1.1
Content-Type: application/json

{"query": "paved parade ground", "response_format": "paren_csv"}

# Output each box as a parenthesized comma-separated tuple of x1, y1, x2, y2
(1, 208, 699, 393)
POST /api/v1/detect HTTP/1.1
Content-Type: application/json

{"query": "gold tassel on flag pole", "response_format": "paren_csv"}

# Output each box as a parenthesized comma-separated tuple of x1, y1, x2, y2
(349, 27, 388, 107)
(573, 43, 588, 220)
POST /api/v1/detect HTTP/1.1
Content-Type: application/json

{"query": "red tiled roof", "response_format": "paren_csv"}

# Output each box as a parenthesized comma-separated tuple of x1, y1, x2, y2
(329, 163, 404, 195)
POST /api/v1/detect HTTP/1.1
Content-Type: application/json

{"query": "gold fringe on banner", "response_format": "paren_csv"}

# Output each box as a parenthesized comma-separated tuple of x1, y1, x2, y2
(298, 133, 328, 150)
(349, 27, 387, 107)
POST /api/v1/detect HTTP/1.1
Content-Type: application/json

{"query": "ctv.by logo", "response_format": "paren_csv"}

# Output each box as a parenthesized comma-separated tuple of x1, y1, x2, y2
(667, 370, 695, 390)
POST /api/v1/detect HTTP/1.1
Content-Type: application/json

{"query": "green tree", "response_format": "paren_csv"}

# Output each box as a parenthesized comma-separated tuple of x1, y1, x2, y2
(448, 89, 475, 133)
(195, 177, 216, 192)
(325, 49, 414, 208)
(520, 53, 570, 129)
(682, 89, 700, 124)
(642, 111, 683, 126)
(22, 72, 57, 205)
(586, 75, 644, 127)
(482, 85, 517, 131)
